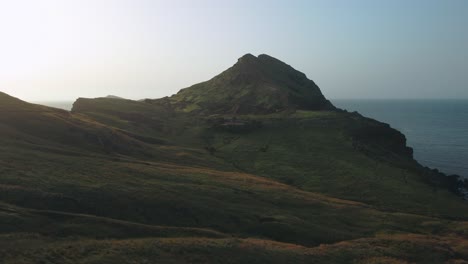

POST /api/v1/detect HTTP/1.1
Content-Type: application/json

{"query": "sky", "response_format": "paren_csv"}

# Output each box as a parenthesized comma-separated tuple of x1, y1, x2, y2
(0, 0, 467, 101)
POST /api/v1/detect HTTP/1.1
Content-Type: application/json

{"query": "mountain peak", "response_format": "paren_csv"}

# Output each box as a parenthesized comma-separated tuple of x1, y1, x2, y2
(235, 53, 285, 69)
(237, 53, 257, 63)
(257, 53, 281, 62)
(103, 95, 125, 100)
(169, 54, 335, 114)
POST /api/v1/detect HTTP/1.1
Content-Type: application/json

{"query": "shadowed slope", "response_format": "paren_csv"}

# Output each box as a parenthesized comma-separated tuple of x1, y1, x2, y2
(0, 92, 149, 156)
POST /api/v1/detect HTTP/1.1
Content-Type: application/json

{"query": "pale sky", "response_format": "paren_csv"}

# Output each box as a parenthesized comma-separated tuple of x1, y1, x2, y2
(0, 0, 467, 101)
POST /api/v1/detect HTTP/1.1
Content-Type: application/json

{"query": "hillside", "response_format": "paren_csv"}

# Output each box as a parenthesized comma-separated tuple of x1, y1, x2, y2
(1, 54, 468, 263)
(0, 92, 150, 157)
(165, 54, 335, 114)
(72, 55, 467, 218)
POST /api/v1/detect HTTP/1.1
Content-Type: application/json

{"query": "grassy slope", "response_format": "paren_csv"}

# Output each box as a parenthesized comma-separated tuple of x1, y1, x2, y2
(71, 97, 468, 219)
(0, 93, 151, 157)
(1, 146, 468, 263)
(204, 111, 468, 218)
(2, 233, 468, 264)
(2, 92, 468, 262)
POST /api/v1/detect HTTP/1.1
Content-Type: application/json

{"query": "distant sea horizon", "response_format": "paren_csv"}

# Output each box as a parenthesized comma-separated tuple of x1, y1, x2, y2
(34, 99, 468, 179)
(32, 101, 74, 111)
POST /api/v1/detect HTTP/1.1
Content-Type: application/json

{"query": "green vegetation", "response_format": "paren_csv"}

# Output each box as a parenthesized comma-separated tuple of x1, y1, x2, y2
(165, 54, 334, 114)
(2, 234, 467, 264)
(1, 54, 467, 263)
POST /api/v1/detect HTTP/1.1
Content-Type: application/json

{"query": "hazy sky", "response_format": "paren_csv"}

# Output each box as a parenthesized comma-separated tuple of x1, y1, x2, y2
(1, 0, 467, 101)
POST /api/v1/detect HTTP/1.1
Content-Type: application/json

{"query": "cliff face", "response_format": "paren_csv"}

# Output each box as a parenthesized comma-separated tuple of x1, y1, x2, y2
(346, 112, 414, 158)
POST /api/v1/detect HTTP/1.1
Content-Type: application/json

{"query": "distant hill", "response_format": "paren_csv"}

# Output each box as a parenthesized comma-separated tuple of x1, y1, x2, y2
(104, 95, 125, 99)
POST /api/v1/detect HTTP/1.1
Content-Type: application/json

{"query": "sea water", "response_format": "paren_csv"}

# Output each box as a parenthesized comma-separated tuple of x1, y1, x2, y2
(34, 101, 74, 111)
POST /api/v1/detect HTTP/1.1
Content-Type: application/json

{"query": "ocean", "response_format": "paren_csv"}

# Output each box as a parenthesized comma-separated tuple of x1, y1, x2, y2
(34, 101, 74, 111)
(36, 99, 468, 178)
(333, 99, 468, 178)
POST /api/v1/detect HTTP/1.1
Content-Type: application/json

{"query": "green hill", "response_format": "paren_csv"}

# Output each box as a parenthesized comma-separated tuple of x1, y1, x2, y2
(1, 54, 467, 263)
(165, 54, 335, 114)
